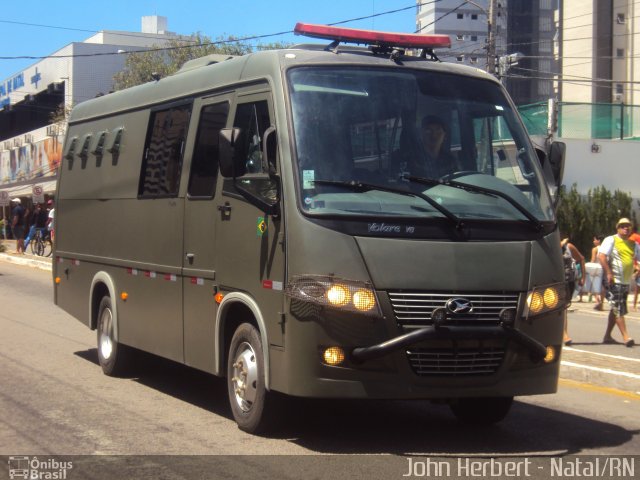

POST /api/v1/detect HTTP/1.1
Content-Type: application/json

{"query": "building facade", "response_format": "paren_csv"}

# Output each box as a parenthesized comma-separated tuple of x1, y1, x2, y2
(0, 16, 179, 201)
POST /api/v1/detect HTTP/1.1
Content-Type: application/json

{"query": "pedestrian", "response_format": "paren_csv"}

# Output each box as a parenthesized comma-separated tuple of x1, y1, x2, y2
(10, 198, 26, 254)
(598, 218, 638, 347)
(46, 199, 55, 243)
(589, 234, 605, 310)
(561, 235, 585, 346)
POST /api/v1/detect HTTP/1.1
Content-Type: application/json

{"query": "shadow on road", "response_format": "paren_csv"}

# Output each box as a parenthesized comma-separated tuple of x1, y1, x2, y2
(74, 348, 638, 456)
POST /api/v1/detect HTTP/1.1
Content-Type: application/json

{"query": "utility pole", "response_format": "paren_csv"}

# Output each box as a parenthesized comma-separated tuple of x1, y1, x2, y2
(486, 0, 498, 75)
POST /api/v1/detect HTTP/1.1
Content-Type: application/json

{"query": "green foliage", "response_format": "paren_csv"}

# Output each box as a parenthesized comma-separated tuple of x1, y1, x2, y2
(112, 34, 291, 91)
(556, 183, 633, 257)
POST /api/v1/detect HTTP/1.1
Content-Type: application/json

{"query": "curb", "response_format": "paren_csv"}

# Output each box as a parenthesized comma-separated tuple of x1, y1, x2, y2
(560, 347, 640, 395)
(0, 252, 52, 271)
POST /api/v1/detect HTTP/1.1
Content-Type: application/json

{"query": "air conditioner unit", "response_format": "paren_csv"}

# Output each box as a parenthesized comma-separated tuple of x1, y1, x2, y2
(614, 93, 623, 102)
(46, 125, 58, 137)
(23, 134, 33, 144)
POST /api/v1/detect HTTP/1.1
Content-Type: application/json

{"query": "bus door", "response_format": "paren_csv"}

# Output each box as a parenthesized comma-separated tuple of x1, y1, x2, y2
(215, 91, 285, 347)
(183, 94, 232, 371)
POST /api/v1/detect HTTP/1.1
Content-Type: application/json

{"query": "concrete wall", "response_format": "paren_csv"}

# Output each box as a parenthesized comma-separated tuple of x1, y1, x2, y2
(560, 137, 640, 217)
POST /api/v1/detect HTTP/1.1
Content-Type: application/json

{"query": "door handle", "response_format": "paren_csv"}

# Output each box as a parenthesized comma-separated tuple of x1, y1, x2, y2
(186, 253, 195, 265)
(218, 202, 232, 220)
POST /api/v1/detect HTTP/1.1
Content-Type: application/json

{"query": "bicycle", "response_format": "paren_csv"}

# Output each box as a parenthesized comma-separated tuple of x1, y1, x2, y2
(30, 228, 52, 257)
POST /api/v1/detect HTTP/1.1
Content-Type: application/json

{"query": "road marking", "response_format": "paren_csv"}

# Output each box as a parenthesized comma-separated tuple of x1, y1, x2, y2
(564, 346, 640, 363)
(561, 360, 640, 380)
(559, 378, 640, 400)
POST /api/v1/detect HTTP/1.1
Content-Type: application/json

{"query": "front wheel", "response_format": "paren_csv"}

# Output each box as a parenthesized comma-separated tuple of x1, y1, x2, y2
(227, 323, 274, 433)
(96, 296, 130, 376)
(449, 396, 513, 425)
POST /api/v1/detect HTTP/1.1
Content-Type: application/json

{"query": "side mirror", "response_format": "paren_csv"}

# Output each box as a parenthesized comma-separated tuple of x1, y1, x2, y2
(548, 141, 565, 188)
(219, 127, 241, 178)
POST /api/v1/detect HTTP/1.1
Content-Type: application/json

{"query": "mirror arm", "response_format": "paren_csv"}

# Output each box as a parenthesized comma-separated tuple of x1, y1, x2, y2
(262, 125, 277, 174)
(233, 182, 280, 218)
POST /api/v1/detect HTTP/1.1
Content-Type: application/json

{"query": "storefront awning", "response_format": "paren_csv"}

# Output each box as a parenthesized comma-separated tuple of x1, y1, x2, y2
(0, 179, 57, 198)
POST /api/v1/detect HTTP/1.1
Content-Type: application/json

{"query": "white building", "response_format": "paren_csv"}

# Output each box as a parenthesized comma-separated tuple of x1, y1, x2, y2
(0, 16, 179, 200)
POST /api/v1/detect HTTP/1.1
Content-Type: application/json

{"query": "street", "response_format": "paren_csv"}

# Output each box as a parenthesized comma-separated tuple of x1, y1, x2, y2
(1, 261, 639, 477)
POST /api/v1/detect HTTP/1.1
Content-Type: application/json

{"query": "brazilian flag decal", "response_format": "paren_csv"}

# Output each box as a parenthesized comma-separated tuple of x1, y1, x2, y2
(257, 217, 267, 237)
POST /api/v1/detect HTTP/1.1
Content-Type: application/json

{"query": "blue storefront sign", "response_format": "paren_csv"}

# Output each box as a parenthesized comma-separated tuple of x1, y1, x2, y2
(0, 73, 26, 105)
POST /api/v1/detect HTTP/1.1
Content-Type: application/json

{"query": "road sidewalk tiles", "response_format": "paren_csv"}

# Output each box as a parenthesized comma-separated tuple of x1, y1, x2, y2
(1, 243, 638, 394)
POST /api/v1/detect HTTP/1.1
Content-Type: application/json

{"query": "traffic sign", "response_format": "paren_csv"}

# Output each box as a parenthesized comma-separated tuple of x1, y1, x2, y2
(32, 185, 45, 204)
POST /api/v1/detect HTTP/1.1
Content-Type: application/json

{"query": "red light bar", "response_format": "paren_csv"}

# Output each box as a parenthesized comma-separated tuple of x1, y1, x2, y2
(294, 22, 451, 49)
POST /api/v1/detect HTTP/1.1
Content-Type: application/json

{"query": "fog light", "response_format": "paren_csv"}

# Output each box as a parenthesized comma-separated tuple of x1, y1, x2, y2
(323, 347, 345, 366)
(544, 346, 556, 363)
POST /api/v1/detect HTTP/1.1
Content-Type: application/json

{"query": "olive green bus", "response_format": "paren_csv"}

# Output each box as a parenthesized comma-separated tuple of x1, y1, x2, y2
(54, 24, 567, 433)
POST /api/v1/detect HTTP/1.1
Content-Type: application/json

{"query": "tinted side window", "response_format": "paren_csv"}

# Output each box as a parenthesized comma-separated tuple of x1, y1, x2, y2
(139, 103, 191, 197)
(188, 102, 230, 197)
(233, 101, 271, 174)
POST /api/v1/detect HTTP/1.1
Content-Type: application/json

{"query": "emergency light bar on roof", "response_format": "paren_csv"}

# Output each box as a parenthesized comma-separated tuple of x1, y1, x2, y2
(293, 22, 451, 50)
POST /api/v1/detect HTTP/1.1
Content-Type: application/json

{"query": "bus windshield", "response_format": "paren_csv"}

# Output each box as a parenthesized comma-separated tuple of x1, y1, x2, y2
(288, 67, 554, 223)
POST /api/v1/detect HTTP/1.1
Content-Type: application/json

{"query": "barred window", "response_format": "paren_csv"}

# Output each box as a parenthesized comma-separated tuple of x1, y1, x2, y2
(139, 103, 191, 197)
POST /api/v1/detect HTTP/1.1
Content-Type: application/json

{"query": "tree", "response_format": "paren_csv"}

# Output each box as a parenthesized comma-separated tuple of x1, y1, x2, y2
(112, 34, 289, 91)
(557, 183, 633, 256)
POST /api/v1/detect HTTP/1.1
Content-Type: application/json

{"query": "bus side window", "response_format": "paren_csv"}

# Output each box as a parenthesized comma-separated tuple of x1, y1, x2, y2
(232, 101, 271, 175)
(139, 103, 192, 197)
(187, 102, 230, 198)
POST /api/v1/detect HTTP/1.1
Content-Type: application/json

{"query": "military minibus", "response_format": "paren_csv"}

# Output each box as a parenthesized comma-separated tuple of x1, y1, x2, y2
(53, 23, 567, 433)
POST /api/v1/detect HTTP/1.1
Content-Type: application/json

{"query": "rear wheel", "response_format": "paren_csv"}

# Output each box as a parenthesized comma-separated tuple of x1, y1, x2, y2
(97, 296, 130, 376)
(43, 239, 52, 257)
(449, 396, 513, 425)
(227, 323, 274, 433)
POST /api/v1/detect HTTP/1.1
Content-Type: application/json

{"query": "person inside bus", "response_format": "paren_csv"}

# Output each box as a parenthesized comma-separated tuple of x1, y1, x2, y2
(408, 115, 461, 179)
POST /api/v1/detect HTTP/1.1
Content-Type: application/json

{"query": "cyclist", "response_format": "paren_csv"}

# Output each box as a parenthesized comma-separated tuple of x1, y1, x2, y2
(24, 203, 49, 251)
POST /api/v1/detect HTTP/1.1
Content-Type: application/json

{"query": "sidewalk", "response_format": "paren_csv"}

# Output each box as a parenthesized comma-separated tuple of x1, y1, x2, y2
(0, 243, 638, 394)
(0, 239, 53, 271)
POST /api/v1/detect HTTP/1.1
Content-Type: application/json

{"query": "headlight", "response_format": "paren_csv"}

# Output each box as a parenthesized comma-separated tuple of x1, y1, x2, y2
(286, 275, 380, 316)
(524, 283, 565, 318)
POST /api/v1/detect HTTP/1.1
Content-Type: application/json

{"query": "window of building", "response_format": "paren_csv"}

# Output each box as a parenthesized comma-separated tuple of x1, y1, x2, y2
(139, 102, 191, 197)
(540, 0, 551, 9)
(539, 16, 551, 31)
(539, 40, 551, 53)
(470, 57, 478, 64)
(471, 14, 478, 20)
(617, 13, 626, 24)
(187, 102, 229, 198)
(456, 34, 464, 40)
(470, 35, 478, 41)
(617, 48, 624, 58)
(616, 84, 624, 94)
(456, 55, 464, 62)
(538, 81, 551, 96)
(457, 13, 463, 19)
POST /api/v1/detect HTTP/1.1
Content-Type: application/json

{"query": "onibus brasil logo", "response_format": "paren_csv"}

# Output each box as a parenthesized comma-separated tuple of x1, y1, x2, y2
(8, 456, 73, 479)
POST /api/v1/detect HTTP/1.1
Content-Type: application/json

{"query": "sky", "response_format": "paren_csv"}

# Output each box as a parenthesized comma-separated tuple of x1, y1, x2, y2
(0, 0, 417, 81)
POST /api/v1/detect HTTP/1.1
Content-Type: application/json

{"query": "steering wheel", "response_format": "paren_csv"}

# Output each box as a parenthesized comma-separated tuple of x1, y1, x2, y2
(440, 170, 478, 182)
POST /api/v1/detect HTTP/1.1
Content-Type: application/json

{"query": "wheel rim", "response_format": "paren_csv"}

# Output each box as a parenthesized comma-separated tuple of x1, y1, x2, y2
(99, 307, 114, 360)
(231, 342, 258, 412)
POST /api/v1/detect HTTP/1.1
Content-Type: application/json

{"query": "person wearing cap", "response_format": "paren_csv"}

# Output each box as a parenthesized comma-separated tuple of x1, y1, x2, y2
(10, 198, 26, 254)
(597, 217, 639, 347)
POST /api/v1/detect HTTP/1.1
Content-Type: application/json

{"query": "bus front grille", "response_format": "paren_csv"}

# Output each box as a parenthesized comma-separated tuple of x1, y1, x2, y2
(388, 292, 519, 330)
(406, 346, 505, 376)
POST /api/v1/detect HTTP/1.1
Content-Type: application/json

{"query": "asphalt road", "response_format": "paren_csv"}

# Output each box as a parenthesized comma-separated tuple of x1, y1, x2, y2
(1, 262, 639, 478)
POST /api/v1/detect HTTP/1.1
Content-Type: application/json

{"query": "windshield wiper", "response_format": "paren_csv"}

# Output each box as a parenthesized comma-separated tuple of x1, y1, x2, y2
(311, 179, 464, 228)
(403, 175, 544, 231)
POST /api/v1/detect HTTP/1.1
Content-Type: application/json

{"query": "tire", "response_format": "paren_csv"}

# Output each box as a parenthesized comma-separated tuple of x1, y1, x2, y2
(96, 296, 130, 376)
(449, 396, 514, 425)
(35, 239, 44, 257)
(227, 323, 274, 433)
(43, 240, 52, 257)
(30, 238, 37, 255)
